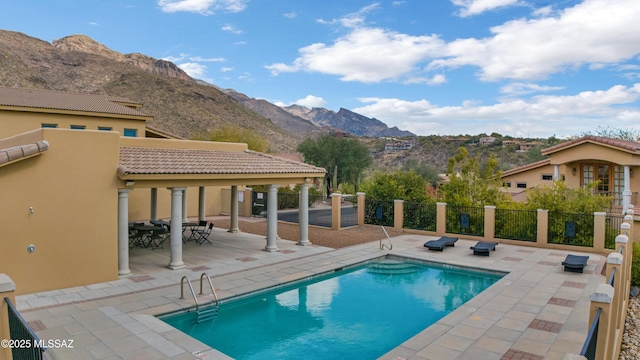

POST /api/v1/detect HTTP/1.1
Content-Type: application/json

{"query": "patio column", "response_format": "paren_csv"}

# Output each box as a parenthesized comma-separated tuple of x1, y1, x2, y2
(168, 187, 186, 270)
(229, 185, 239, 233)
(150, 188, 158, 221)
(265, 184, 279, 252)
(198, 186, 206, 222)
(554, 164, 560, 181)
(623, 165, 631, 211)
(182, 189, 188, 222)
(298, 183, 311, 246)
(118, 188, 132, 276)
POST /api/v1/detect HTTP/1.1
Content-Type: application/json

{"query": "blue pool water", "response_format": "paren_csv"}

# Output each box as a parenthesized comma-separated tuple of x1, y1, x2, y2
(161, 257, 503, 359)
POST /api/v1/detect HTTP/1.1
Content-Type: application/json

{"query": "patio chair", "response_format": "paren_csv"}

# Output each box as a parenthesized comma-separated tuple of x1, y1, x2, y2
(423, 236, 458, 251)
(562, 254, 589, 273)
(193, 223, 214, 245)
(470, 241, 498, 256)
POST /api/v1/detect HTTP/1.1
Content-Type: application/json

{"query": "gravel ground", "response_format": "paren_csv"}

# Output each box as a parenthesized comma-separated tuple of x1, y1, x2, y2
(214, 218, 403, 248)
(216, 219, 639, 358)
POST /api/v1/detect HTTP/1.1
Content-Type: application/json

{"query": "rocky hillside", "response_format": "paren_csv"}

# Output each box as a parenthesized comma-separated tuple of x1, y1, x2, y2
(283, 105, 414, 138)
(0, 30, 301, 152)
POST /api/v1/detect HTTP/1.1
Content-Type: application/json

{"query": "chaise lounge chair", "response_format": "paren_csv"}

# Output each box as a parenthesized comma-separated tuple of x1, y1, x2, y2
(423, 236, 458, 251)
(470, 241, 498, 256)
(562, 254, 589, 273)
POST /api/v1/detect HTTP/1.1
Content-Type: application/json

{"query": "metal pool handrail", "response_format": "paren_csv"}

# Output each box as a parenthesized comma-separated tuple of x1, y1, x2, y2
(380, 226, 393, 250)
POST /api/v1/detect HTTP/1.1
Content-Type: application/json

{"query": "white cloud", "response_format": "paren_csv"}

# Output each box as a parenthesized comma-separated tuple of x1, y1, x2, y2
(220, 67, 234, 72)
(316, 3, 380, 28)
(451, 0, 520, 17)
(499, 82, 564, 96)
(222, 24, 243, 34)
(266, 27, 444, 83)
(157, 0, 248, 15)
(431, 0, 640, 81)
(294, 95, 327, 108)
(178, 62, 208, 78)
(353, 84, 640, 137)
(283, 11, 297, 19)
(190, 56, 226, 62)
(88, 21, 99, 26)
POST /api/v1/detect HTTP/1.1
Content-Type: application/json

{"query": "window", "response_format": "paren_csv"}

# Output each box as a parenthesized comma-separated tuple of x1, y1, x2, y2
(98, 126, 113, 131)
(41, 123, 58, 128)
(70, 125, 86, 130)
(581, 162, 623, 205)
(516, 182, 527, 189)
(541, 174, 553, 181)
(123, 128, 137, 137)
(502, 182, 511, 188)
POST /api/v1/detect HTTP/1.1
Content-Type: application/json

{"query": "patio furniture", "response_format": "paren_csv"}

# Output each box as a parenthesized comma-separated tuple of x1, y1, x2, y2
(562, 254, 589, 273)
(192, 223, 214, 245)
(470, 241, 498, 256)
(423, 236, 458, 251)
(182, 222, 200, 243)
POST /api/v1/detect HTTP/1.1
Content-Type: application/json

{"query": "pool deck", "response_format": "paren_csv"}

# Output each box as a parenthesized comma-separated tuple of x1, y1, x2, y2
(16, 220, 605, 360)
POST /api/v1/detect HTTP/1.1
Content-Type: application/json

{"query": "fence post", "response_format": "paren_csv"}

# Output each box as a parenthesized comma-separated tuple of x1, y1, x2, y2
(394, 200, 404, 230)
(536, 209, 548, 245)
(590, 283, 615, 360)
(436, 202, 447, 235)
(605, 251, 624, 354)
(0, 274, 15, 360)
(484, 206, 495, 241)
(616, 231, 631, 323)
(357, 192, 366, 226)
(624, 209, 634, 244)
(593, 212, 606, 251)
(331, 193, 342, 231)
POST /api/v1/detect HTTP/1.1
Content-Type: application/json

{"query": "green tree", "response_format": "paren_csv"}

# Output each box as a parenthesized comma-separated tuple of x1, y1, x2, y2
(297, 134, 372, 194)
(360, 170, 434, 202)
(517, 181, 612, 213)
(440, 147, 509, 207)
(194, 125, 269, 152)
(401, 159, 440, 186)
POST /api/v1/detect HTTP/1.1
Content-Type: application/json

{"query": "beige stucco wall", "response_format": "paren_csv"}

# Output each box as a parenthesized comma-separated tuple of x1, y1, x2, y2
(0, 129, 120, 295)
(0, 109, 146, 139)
(502, 164, 566, 193)
(128, 186, 225, 221)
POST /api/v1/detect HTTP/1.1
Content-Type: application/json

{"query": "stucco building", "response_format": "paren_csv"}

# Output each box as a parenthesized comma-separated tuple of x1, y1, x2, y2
(0, 87, 325, 295)
(501, 136, 640, 212)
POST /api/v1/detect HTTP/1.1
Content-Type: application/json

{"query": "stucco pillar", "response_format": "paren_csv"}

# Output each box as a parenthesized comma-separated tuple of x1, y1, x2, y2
(357, 192, 366, 226)
(394, 200, 404, 229)
(331, 193, 342, 231)
(265, 184, 279, 252)
(536, 209, 549, 245)
(198, 186, 206, 222)
(623, 165, 631, 211)
(150, 188, 158, 221)
(1, 274, 16, 360)
(436, 202, 447, 235)
(229, 185, 239, 233)
(168, 187, 186, 269)
(589, 283, 615, 360)
(118, 188, 132, 276)
(554, 164, 560, 181)
(593, 212, 606, 251)
(182, 189, 188, 222)
(484, 206, 496, 240)
(298, 184, 311, 245)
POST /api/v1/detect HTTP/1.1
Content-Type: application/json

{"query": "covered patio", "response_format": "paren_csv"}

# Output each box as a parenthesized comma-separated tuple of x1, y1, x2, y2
(116, 145, 325, 276)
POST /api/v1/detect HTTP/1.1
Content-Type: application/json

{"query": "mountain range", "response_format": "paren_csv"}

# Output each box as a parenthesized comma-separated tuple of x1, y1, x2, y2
(0, 30, 413, 152)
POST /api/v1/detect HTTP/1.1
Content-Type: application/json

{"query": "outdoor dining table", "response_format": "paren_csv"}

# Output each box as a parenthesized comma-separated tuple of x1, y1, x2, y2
(181, 222, 200, 243)
(131, 225, 168, 249)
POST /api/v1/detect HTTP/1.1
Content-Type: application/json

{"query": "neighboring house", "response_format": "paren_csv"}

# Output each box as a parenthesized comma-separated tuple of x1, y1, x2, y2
(0, 87, 325, 294)
(501, 136, 640, 212)
(384, 140, 414, 152)
(479, 136, 496, 145)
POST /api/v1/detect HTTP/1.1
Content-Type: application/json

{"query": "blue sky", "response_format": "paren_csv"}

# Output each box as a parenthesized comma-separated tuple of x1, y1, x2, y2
(2, 0, 640, 138)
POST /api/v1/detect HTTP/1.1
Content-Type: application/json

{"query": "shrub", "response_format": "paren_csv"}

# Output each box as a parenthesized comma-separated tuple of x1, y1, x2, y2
(632, 242, 640, 286)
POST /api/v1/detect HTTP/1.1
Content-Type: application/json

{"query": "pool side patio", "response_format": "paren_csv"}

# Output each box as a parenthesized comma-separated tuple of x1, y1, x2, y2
(16, 223, 605, 360)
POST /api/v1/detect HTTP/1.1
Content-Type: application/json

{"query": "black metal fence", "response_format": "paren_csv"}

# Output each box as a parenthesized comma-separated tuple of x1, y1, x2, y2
(548, 212, 595, 247)
(4, 297, 46, 360)
(580, 307, 600, 360)
(495, 208, 537, 242)
(364, 199, 394, 226)
(446, 205, 485, 236)
(403, 202, 437, 231)
(605, 214, 625, 250)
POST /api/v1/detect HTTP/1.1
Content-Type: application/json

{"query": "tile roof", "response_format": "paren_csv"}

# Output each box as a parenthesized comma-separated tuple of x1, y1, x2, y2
(0, 140, 49, 166)
(0, 87, 150, 118)
(501, 158, 551, 177)
(118, 147, 326, 176)
(542, 135, 640, 155)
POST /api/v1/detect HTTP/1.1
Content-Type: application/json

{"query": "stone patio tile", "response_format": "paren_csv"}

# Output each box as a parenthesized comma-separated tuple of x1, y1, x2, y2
(511, 337, 552, 356)
(415, 343, 462, 360)
(155, 340, 187, 357)
(447, 324, 488, 340)
(437, 332, 476, 351)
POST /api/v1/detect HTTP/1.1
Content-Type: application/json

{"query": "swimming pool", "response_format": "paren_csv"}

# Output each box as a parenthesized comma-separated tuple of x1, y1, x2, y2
(160, 257, 504, 359)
